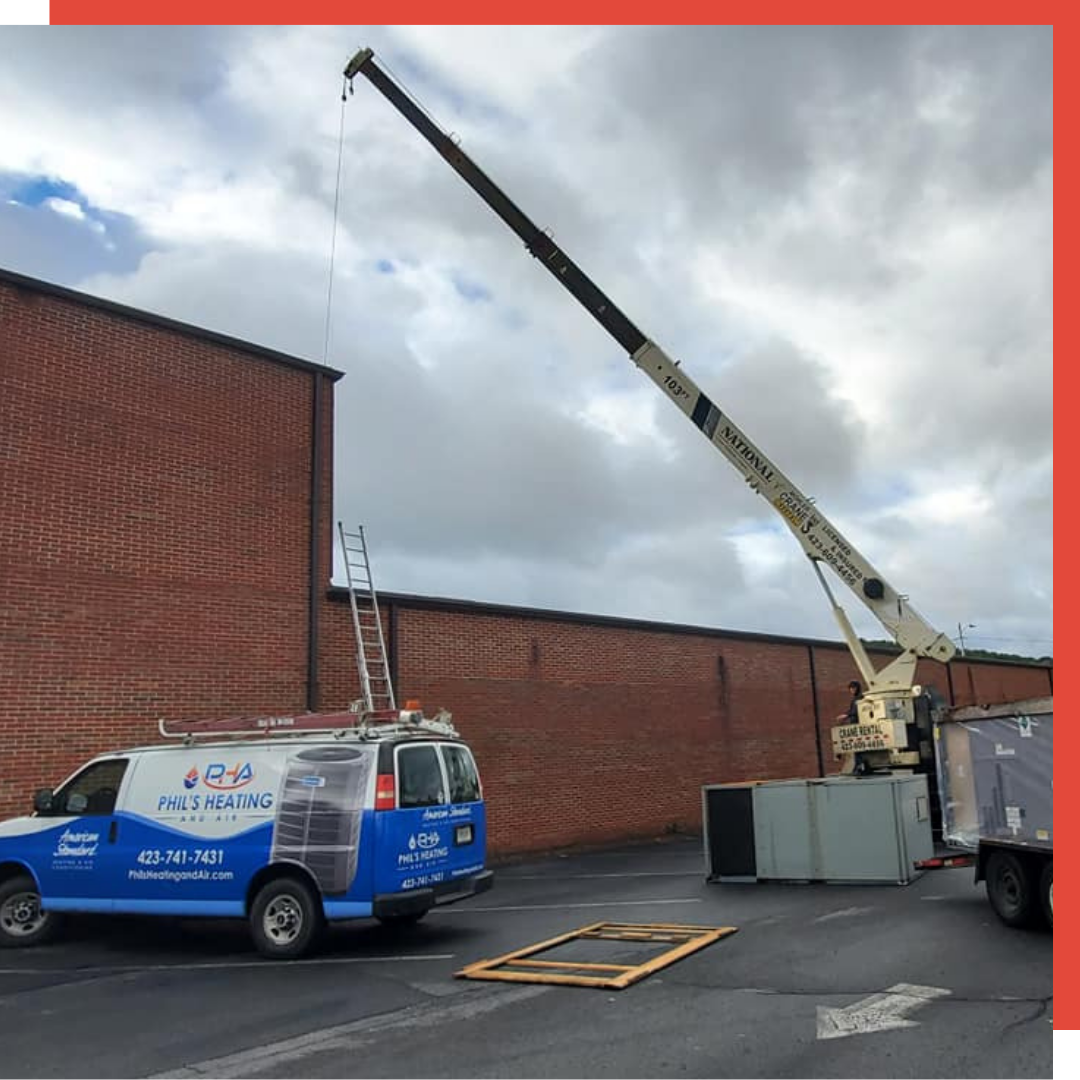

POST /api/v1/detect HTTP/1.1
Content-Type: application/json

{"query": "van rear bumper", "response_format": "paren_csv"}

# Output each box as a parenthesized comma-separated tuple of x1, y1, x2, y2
(373, 870, 494, 918)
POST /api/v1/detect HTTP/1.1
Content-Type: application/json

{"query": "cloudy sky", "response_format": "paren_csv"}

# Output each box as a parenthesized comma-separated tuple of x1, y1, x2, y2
(0, 25, 1053, 658)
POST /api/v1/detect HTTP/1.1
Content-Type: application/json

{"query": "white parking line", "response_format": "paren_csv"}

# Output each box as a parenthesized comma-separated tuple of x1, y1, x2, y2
(812, 906, 874, 923)
(0, 953, 454, 976)
(499, 871, 701, 879)
(433, 898, 703, 913)
(147, 984, 548, 1078)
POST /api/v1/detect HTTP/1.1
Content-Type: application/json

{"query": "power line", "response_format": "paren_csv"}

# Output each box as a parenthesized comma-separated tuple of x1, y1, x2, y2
(966, 635, 1054, 645)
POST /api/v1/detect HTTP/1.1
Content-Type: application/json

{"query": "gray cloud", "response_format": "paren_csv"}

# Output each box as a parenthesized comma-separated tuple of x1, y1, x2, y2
(0, 25, 1052, 657)
(0, 25, 240, 106)
(0, 188, 151, 285)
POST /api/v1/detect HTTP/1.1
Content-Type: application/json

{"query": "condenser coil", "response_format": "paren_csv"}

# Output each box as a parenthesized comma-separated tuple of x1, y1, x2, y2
(270, 745, 373, 895)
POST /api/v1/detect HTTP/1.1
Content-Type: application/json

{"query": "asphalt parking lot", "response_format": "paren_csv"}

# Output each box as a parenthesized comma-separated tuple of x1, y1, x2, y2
(0, 836, 1052, 1079)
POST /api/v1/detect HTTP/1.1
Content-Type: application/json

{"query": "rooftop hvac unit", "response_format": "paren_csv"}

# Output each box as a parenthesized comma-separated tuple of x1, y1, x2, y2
(703, 773, 934, 884)
(270, 745, 374, 895)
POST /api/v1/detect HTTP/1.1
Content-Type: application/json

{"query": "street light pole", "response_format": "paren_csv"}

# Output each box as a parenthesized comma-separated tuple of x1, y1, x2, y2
(957, 622, 976, 657)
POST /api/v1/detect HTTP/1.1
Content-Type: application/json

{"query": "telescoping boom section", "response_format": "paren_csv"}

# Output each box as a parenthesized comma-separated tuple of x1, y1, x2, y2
(342, 47, 957, 769)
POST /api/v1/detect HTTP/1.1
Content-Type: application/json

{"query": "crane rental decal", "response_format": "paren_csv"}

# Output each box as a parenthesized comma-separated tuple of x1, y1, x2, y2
(342, 47, 958, 773)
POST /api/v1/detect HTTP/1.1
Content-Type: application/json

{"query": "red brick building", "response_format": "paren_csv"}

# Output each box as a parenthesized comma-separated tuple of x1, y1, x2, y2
(1, 268, 338, 815)
(1, 268, 1053, 857)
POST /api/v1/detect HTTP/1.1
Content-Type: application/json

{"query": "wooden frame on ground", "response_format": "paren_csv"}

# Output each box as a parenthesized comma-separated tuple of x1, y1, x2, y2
(455, 921, 738, 990)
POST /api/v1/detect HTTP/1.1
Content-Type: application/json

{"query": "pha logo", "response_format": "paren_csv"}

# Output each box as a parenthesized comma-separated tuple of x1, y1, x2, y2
(183, 767, 200, 790)
(203, 762, 255, 790)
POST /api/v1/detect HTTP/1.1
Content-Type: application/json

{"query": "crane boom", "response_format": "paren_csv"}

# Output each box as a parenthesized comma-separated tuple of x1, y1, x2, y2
(343, 47, 957, 765)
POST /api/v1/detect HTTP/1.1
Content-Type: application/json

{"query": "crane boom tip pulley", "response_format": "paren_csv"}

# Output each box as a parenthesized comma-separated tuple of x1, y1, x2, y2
(344, 47, 374, 81)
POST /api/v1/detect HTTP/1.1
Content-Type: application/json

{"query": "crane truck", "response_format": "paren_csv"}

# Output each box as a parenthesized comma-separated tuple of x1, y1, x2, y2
(339, 47, 1052, 925)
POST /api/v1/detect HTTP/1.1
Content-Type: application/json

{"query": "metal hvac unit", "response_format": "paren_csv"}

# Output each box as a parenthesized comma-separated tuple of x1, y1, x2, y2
(703, 774, 934, 884)
(271, 746, 373, 895)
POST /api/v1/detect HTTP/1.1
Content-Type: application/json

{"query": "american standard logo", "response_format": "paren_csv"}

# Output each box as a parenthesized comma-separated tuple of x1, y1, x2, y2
(53, 828, 100, 858)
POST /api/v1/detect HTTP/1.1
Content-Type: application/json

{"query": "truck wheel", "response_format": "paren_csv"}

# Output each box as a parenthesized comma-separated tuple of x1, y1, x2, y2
(985, 850, 1037, 928)
(250, 878, 322, 959)
(1040, 861, 1052, 928)
(0, 875, 59, 947)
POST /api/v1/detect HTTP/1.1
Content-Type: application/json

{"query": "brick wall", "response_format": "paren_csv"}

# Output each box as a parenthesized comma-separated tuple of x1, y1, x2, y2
(944, 658, 1052, 707)
(319, 596, 1052, 858)
(0, 275, 336, 814)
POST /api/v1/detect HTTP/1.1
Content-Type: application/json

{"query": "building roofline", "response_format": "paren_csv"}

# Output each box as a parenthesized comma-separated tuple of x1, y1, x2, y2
(326, 586, 1051, 669)
(0, 265, 345, 381)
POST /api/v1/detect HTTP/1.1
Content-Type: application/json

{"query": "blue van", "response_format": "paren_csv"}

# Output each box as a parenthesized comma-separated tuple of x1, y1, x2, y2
(0, 708, 492, 957)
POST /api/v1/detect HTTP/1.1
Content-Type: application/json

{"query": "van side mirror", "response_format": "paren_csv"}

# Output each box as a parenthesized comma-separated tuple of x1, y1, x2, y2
(33, 789, 55, 814)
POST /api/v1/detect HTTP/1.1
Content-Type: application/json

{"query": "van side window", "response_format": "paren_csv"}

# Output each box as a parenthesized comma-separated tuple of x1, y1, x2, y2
(54, 759, 129, 816)
(397, 746, 446, 808)
(442, 745, 480, 804)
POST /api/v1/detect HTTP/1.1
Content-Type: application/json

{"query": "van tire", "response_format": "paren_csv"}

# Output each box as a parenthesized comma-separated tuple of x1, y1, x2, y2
(250, 877, 321, 959)
(0, 875, 59, 948)
(985, 850, 1037, 928)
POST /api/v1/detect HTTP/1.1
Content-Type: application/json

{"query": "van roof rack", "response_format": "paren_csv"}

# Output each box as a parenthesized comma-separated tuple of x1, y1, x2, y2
(157, 704, 459, 745)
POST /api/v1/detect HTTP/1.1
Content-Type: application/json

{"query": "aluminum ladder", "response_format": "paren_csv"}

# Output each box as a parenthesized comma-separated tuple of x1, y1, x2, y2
(338, 522, 396, 716)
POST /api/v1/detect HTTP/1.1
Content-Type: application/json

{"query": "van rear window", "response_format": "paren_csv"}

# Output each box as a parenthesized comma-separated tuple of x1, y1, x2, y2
(396, 745, 446, 808)
(442, 745, 480, 803)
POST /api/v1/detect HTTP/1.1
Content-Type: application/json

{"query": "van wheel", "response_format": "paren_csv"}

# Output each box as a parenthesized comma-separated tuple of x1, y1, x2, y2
(0, 875, 58, 947)
(250, 878, 321, 959)
(985, 850, 1037, 928)
(377, 911, 427, 929)
(1040, 861, 1052, 928)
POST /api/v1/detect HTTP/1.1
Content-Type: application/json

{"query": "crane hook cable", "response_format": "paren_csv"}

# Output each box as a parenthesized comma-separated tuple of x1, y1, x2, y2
(322, 86, 348, 366)
(328, 52, 445, 368)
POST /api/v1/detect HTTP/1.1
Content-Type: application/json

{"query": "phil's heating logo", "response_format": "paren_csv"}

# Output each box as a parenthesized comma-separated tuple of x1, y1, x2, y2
(160, 761, 271, 813)
(203, 763, 255, 790)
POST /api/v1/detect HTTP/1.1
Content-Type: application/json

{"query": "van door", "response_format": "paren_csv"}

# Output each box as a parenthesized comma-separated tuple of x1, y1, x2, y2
(438, 743, 486, 883)
(372, 743, 448, 897)
(35, 757, 130, 910)
(115, 747, 284, 915)
(373, 742, 485, 899)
